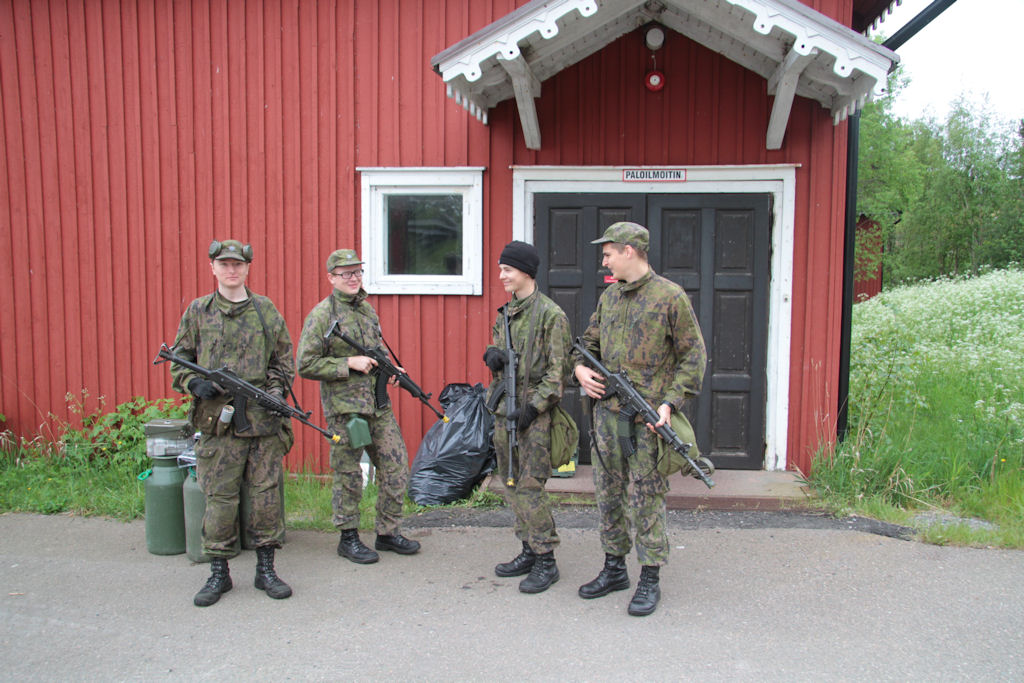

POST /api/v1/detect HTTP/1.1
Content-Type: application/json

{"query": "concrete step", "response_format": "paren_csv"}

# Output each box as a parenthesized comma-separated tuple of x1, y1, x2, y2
(487, 465, 812, 511)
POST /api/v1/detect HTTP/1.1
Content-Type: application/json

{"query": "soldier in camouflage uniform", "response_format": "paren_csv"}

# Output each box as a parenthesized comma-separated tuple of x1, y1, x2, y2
(170, 239, 294, 607)
(573, 222, 707, 617)
(297, 249, 421, 564)
(484, 241, 572, 594)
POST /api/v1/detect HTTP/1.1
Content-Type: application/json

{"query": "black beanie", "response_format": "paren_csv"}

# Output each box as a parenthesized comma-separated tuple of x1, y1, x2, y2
(499, 240, 539, 279)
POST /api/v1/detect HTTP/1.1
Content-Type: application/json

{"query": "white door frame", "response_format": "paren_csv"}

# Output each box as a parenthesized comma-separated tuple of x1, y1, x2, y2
(511, 164, 797, 471)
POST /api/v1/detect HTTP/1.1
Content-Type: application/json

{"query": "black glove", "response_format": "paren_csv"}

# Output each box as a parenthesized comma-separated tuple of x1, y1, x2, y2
(188, 378, 220, 400)
(517, 404, 539, 431)
(483, 347, 506, 373)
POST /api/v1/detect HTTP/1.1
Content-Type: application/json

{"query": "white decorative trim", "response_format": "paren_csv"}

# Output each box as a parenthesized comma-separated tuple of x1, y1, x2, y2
(512, 165, 796, 471)
(724, 0, 893, 120)
(436, 0, 597, 84)
(357, 167, 485, 296)
(435, 0, 597, 127)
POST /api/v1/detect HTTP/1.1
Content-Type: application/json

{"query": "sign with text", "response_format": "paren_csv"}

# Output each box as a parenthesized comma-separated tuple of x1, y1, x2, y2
(622, 168, 686, 182)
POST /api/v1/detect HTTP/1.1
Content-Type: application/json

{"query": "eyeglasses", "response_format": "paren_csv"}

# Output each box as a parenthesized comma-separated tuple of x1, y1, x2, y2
(330, 269, 364, 280)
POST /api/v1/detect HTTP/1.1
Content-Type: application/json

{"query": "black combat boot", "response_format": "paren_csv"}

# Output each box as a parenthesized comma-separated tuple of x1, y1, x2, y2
(337, 529, 379, 564)
(577, 554, 630, 599)
(627, 565, 661, 616)
(254, 546, 292, 599)
(518, 551, 559, 594)
(193, 557, 232, 607)
(495, 541, 536, 577)
(374, 533, 421, 555)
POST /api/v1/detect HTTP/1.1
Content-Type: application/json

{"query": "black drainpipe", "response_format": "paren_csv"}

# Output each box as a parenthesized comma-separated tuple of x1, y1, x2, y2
(837, 0, 960, 440)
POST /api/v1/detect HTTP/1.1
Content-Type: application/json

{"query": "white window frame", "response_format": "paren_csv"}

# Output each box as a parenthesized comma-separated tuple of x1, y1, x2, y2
(357, 167, 485, 295)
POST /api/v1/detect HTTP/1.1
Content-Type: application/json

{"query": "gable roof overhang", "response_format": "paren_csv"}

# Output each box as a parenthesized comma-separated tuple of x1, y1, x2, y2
(431, 0, 898, 151)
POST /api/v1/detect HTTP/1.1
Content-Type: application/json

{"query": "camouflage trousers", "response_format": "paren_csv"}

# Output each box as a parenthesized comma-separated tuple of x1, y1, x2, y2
(196, 431, 288, 557)
(591, 403, 670, 566)
(494, 410, 559, 554)
(327, 406, 409, 535)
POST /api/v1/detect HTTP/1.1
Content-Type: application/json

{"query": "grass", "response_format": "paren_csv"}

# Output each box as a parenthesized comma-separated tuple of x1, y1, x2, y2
(809, 267, 1024, 547)
(285, 473, 504, 532)
(0, 395, 503, 530)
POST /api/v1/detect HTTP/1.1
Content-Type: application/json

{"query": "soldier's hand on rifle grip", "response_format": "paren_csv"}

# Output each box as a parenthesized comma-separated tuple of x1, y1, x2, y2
(575, 365, 607, 400)
(188, 378, 221, 400)
(347, 356, 378, 374)
(483, 347, 505, 373)
(388, 365, 406, 386)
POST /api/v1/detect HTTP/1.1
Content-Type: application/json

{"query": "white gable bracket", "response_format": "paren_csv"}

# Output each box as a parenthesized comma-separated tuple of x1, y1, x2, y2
(499, 54, 543, 150)
(766, 47, 817, 150)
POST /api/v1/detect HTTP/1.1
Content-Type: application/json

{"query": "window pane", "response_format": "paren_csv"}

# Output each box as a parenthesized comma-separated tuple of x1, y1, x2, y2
(385, 194, 463, 275)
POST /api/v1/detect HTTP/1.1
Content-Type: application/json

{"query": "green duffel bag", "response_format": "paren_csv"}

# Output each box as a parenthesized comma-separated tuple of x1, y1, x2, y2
(549, 404, 579, 469)
(656, 411, 709, 478)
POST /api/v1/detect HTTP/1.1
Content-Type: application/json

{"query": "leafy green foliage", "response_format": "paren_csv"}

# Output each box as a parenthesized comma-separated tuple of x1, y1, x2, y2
(0, 393, 188, 518)
(811, 270, 1024, 546)
(857, 73, 1024, 286)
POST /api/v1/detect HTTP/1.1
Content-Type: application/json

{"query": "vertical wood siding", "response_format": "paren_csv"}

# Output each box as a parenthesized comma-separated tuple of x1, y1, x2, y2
(1, 0, 849, 475)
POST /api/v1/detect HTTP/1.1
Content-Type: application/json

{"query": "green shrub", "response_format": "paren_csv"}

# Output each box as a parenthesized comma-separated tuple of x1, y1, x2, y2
(812, 268, 1024, 543)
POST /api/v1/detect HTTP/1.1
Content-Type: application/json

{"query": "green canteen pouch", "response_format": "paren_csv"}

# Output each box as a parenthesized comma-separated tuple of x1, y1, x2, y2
(346, 416, 373, 449)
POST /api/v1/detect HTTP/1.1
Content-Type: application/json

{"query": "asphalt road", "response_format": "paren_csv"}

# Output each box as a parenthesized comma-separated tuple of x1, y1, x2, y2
(2, 510, 1021, 681)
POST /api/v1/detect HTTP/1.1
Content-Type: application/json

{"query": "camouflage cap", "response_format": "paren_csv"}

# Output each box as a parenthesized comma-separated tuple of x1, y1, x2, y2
(591, 221, 649, 251)
(209, 239, 252, 262)
(326, 249, 363, 271)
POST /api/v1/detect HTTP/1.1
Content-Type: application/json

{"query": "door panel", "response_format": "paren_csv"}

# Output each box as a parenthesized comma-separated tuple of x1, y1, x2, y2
(534, 191, 770, 469)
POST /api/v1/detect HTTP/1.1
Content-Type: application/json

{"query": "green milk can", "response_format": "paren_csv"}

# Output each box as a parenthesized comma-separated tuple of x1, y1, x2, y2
(183, 467, 209, 563)
(142, 419, 191, 556)
(141, 455, 187, 555)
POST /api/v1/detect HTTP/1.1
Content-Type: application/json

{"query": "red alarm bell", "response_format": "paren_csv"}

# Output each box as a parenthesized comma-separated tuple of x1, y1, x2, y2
(645, 70, 665, 92)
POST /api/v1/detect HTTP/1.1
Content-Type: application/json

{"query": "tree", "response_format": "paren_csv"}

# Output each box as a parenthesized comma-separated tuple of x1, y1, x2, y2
(858, 82, 1024, 285)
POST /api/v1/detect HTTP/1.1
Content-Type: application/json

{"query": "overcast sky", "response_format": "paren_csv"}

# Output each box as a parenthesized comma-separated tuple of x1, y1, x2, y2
(868, 0, 1024, 126)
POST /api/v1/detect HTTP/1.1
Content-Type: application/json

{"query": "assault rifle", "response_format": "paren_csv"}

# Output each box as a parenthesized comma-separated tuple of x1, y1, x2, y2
(572, 338, 715, 488)
(324, 321, 447, 423)
(491, 304, 520, 487)
(153, 344, 341, 443)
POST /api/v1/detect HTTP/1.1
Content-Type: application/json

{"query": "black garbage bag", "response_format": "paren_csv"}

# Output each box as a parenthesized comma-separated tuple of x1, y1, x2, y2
(408, 383, 496, 505)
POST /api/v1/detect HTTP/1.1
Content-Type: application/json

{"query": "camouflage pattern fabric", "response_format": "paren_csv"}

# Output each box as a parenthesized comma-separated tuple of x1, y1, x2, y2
(169, 288, 294, 556)
(196, 431, 288, 557)
(297, 289, 410, 535)
(486, 290, 572, 554)
(590, 403, 670, 565)
(574, 269, 707, 566)
(171, 289, 294, 437)
(574, 269, 705, 414)
(493, 411, 558, 553)
(297, 289, 382, 417)
(326, 407, 409, 535)
(485, 290, 572, 417)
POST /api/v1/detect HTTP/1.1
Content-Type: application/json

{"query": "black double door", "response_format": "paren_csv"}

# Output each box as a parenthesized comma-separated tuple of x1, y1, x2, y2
(535, 192, 771, 470)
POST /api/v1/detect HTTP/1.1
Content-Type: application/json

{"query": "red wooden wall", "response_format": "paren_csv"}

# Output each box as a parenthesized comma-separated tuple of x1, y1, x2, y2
(1, 0, 853, 474)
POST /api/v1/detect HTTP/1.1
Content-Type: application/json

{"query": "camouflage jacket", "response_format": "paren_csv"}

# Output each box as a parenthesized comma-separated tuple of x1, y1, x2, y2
(574, 269, 706, 413)
(296, 288, 383, 418)
(170, 289, 294, 436)
(486, 289, 572, 417)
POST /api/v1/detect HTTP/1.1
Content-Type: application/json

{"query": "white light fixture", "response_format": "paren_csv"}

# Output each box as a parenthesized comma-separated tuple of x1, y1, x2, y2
(645, 26, 665, 51)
